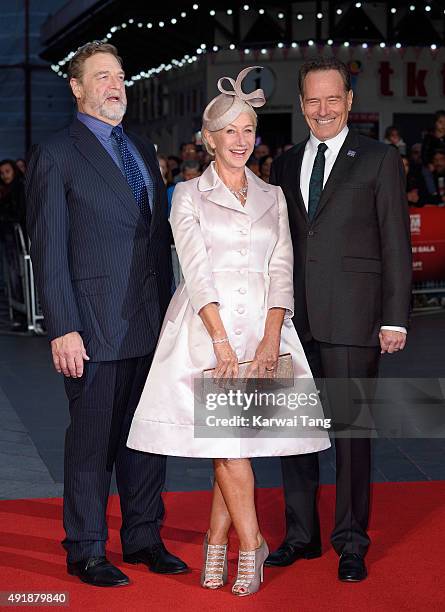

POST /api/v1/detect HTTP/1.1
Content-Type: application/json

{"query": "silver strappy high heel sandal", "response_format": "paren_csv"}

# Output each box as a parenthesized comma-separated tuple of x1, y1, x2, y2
(232, 538, 269, 596)
(200, 532, 228, 589)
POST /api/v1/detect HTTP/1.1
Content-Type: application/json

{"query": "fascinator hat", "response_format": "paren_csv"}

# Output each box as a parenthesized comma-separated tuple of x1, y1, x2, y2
(202, 66, 266, 153)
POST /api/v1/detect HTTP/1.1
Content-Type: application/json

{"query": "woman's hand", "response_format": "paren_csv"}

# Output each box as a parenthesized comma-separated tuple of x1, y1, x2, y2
(246, 308, 285, 378)
(245, 333, 280, 379)
(213, 341, 239, 384)
(197, 303, 238, 384)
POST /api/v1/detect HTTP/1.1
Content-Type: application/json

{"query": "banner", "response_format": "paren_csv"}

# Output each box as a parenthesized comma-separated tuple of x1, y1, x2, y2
(410, 206, 445, 282)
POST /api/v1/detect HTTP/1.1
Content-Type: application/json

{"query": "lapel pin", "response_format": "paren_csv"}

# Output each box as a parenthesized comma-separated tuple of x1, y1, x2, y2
(347, 150, 357, 157)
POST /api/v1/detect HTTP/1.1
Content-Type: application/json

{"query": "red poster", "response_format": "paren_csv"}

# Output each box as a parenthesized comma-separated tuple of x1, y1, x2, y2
(410, 206, 445, 282)
(348, 112, 379, 140)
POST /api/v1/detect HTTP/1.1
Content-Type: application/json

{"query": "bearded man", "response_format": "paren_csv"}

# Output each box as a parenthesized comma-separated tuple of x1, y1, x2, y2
(26, 42, 187, 586)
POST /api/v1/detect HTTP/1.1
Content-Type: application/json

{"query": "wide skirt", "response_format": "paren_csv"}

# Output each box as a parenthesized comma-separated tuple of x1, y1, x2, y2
(127, 277, 331, 458)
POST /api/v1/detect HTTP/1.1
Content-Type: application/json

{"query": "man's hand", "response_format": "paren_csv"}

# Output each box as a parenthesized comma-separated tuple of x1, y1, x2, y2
(379, 330, 406, 354)
(51, 331, 90, 377)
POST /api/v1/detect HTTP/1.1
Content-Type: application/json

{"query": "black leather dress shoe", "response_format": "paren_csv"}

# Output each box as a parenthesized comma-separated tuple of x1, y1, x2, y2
(338, 553, 367, 582)
(265, 542, 322, 567)
(67, 557, 130, 587)
(123, 543, 188, 574)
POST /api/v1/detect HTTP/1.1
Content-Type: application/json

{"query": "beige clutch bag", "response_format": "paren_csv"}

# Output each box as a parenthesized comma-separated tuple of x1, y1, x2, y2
(203, 352, 294, 380)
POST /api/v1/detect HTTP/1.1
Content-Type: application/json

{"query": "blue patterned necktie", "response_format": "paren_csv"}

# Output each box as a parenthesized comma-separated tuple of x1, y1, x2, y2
(308, 142, 328, 222)
(111, 126, 152, 222)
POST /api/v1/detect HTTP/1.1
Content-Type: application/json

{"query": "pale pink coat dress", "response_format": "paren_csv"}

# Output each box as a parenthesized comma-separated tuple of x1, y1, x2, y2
(127, 162, 330, 458)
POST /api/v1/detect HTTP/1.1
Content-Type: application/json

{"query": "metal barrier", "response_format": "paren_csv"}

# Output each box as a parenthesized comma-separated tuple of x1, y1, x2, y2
(4, 224, 45, 335)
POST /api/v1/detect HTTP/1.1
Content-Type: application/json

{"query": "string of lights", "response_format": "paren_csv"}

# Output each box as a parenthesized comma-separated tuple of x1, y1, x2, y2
(50, 2, 445, 86)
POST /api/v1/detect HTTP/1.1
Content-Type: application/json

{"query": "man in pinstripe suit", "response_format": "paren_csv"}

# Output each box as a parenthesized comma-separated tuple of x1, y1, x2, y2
(26, 42, 187, 587)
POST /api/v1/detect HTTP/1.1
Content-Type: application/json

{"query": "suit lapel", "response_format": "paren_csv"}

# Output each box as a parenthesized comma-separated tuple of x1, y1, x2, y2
(206, 181, 248, 214)
(70, 119, 140, 223)
(127, 131, 162, 237)
(198, 164, 275, 221)
(314, 130, 360, 220)
(245, 168, 275, 223)
(198, 163, 249, 215)
(293, 140, 310, 223)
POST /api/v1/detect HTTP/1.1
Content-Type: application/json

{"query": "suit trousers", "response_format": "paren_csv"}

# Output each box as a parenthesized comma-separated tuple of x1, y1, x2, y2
(62, 353, 166, 563)
(281, 339, 380, 557)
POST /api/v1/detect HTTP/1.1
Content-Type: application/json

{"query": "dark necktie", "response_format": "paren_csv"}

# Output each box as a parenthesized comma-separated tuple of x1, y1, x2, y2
(111, 126, 152, 222)
(308, 142, 328, 222)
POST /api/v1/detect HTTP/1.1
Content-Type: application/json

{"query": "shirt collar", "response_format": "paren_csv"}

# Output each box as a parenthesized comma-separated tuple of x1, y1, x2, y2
(77, 111, 123, 140)
(309, 125, 349, 156)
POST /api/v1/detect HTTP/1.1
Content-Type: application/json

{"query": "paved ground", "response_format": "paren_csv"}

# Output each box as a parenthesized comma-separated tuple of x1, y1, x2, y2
(0, 311, 444, 500)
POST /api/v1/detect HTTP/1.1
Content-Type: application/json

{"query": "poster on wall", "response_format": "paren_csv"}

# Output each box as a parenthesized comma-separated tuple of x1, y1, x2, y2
(410, 207, 445, 284)
(348, 113, 379, 140)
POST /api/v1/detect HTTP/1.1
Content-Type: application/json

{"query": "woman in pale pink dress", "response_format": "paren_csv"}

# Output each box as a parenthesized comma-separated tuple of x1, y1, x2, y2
(127, 67, 330, 596)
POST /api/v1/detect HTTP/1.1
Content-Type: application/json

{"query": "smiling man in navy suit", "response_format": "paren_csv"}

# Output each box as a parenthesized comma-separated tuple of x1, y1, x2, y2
(26, 42, 187, 586)
(265, 58, 412, 581)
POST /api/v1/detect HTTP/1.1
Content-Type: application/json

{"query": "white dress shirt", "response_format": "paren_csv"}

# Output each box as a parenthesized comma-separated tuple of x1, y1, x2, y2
(300, 126, 406, 336)
(300, 125, 349, 211)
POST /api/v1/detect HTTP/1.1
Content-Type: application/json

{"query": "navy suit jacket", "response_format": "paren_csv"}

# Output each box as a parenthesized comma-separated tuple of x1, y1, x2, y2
(26, 118, 173, 361)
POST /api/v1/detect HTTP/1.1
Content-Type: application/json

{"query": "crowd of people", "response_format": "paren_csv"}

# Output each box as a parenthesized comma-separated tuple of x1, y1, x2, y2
(156, 112, 445, 211)
(384, 113, 445, 207)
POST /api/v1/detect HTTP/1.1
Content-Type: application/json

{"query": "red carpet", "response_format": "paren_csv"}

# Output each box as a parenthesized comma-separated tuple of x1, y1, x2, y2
(0, 482, 444, 612)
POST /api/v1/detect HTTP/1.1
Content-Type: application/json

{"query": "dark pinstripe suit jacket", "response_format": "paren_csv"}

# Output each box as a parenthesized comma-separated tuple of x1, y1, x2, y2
(25, 118, 173, 362)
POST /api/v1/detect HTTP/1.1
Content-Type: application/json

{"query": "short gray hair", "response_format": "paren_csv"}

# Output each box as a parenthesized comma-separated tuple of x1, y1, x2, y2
(299, 58, 351, 96)
(68, 41, 122, 81)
